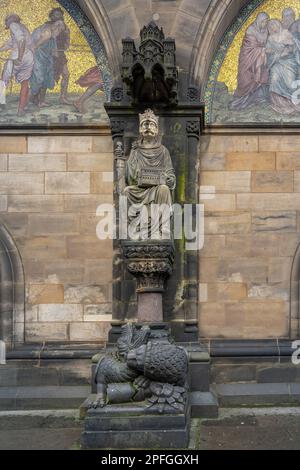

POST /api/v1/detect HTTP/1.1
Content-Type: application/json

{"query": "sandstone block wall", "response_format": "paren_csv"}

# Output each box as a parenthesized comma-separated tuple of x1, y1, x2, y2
(199, 134, 300, 339)
(0, 134, 113, 344)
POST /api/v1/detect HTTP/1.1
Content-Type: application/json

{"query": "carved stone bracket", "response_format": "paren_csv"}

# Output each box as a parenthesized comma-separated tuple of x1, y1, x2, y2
(186, 120, 200, 139)
(110, 119, 125, 139)
(122, 240, 175, 293)
(187, 86, 200, 103)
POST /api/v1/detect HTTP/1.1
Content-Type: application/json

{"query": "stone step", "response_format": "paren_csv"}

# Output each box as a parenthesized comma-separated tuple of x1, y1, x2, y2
(190, 391, 219, 418)
(211, 362, 300, 385)
(0, 386, 90, 410)
(0, 360, 91, 387)
(213, 383, 300, 407)
(0, 409, 83, 430)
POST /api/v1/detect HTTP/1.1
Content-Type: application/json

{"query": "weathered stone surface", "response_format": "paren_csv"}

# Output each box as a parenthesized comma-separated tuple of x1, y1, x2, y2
(45, 172, 90, 194)
(38, 304, 83, 322)
(66, 236, 112, 259)
(44, 260, 84, 283)
(0, 173, 44, 194)
(8, 195, 64, 213)
(25, 323, 68, 341)
(28, 136, 92, 153)
(268, 257, 292, 283)
(252, 171, 293, 193)
(28, 284, 64, 305)
(211, 364, 257, 384)
(226, 152, 275, 170)
(247, 283, 289, 301)
(259, 135, 300, 152)
(84, 314, 113, 322)
(28, 214, 79, 236)
(171, 10, 202, 48)
(67, 154, 113, 172)
(0, 195, 7, 212)
(64, 195, 113, 213)
(180, 0, 210, 18)
(252, 211, 296, 232)
(84, 259, 113, 283)
(200, 235, 226, 257)
(217, 258, 268, 283)
(237, 193, 300, 211)
(79, 214, 109, 234)
(199, 258, 219, 282)
(90, 173, 114, 194)
(257, 367, 297, 383)
(0, 154, 7, 171)
(200, 153, 225, 171)
(201, 135, 258, 153)
(84, 304, 112, 316)
(201, 194, 236, 211)
(0, 136, 26, 153)
(1, 213, 28, 239)
(205, 212, 251, 234)
(101, 0, 131, 12)
(23, 259, 45, 283)
(207, 283, 248, 302)
(110, 6, 140, 48)
(64, 285, 109, 304)
(25, 305, 38, 322)
(199, 303, 226, 337)
(69, 322, 111, 341)
(224, 302, 288, 338)
(19, 237, 67, 260)
(0, 214, 28, 237)
(293, 172, 300, 192)
(9, 154, 66, 172)
(201, 171, 251, 192)
(277, 152, 300, 170)
(92, 136, 113, 153)
(224, 233, 298, 258)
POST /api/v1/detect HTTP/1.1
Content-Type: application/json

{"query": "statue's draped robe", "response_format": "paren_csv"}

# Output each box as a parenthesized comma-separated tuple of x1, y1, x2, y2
(125, 142, 175, 206)
(124, 141, 176, 237)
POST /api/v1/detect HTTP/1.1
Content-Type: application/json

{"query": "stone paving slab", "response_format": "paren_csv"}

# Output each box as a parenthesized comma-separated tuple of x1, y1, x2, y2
(195, 408, 300, 450)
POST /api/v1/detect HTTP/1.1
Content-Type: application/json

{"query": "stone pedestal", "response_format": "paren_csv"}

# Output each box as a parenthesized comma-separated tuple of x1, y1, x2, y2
(122, 240, 175, 323)
(81, 401, 190, 450)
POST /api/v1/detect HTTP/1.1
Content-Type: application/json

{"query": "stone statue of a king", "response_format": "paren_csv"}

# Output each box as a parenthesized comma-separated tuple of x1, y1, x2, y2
(122, 109, 176, 239)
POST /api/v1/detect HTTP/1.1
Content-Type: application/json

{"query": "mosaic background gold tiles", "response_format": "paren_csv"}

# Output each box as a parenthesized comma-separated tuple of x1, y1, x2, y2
(206, 0, 300, 124)
(0, 0, 111, 126)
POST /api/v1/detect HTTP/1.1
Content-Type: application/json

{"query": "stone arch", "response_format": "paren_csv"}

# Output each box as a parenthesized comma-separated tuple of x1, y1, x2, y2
(0, 223, 25, 351)
(290, 241, 300, 339)
(75, 0, 122, 82)
(189, 0, 249, 94)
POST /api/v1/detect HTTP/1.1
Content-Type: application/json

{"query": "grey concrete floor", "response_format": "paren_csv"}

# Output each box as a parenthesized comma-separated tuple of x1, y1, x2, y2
(1, 408, 300, 450)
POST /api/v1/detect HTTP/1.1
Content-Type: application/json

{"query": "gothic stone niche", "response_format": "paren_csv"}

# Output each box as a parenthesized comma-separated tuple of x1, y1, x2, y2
(0, 224, 25, 350)
(122, 21, 178, 107)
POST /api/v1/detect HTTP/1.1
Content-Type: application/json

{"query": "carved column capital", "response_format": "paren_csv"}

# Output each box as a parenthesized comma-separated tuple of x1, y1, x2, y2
(122, 240, 175, 293)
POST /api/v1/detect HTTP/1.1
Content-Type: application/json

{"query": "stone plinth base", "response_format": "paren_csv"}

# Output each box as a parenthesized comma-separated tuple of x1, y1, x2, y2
(80, 400, 190, 449)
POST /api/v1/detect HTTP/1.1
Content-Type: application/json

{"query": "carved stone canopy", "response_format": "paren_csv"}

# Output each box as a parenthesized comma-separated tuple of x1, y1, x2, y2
(121, 21, 178, 107)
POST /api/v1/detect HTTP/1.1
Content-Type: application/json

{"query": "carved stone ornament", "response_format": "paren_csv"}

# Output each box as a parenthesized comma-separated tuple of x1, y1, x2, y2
(89, 323, 188, 414)
(110, 119, 125, 138)
(122, 240, 175, 293)
(186, 120, 200, 138)
(111, 86, 124, 102)
(187, 86, 200, 103)
(121, 21, 178, 107)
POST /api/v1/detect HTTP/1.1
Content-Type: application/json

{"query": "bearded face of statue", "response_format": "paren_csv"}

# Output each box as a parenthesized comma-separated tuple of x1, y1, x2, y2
(140, 119, 158, 139)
